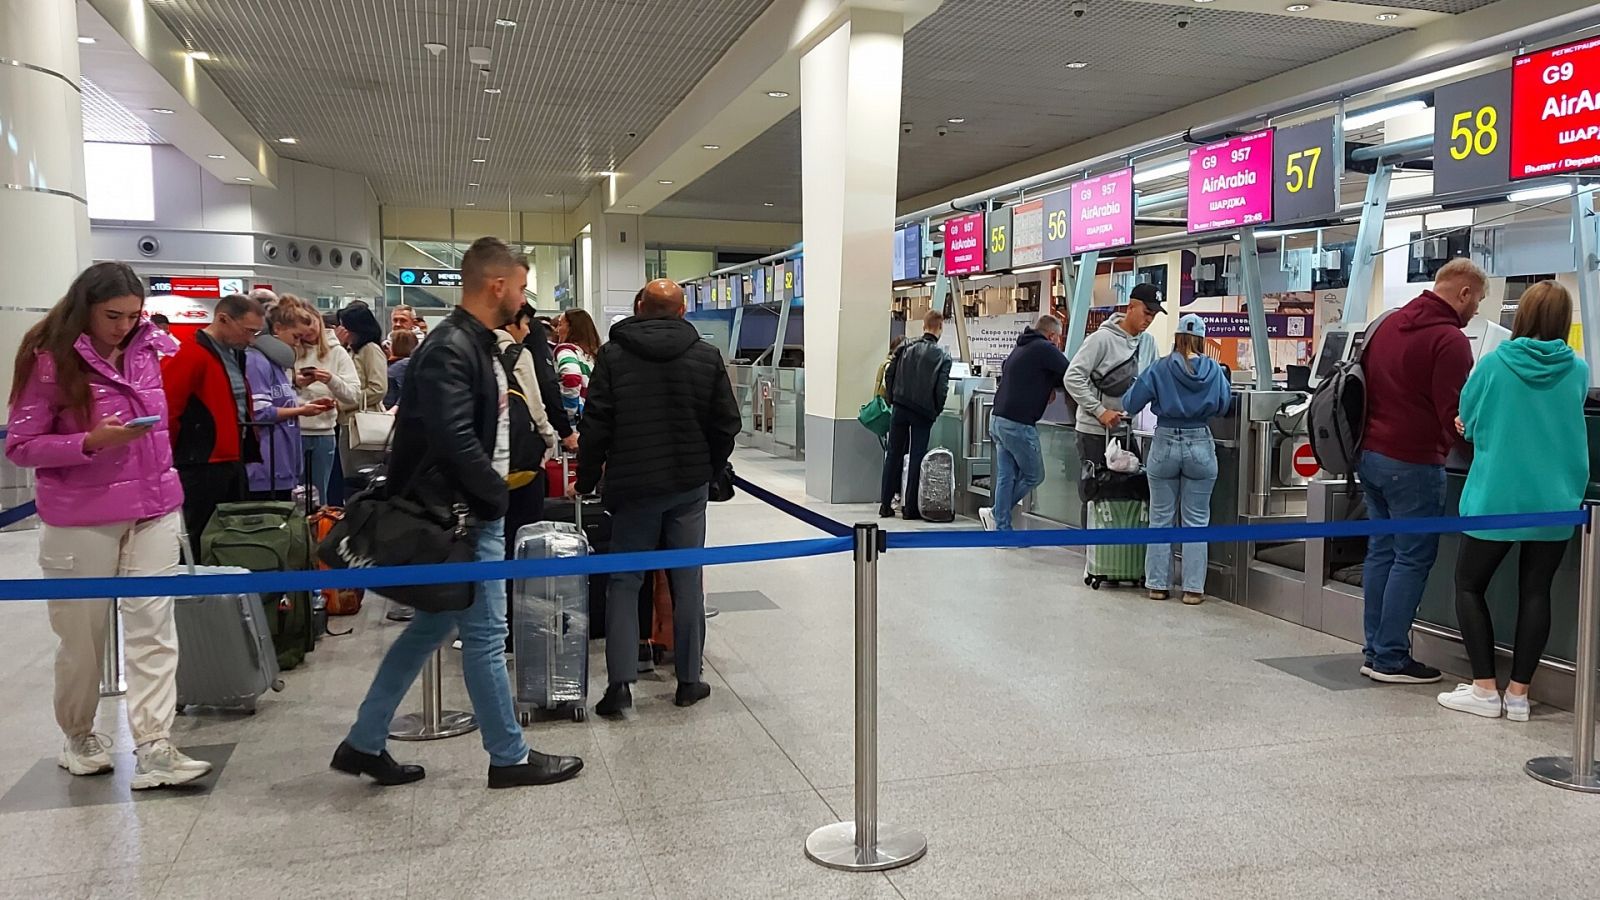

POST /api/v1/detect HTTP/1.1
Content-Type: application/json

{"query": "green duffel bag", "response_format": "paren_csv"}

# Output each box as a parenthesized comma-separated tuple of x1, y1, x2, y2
(857, 395, 893, 438)
(201, 500, 315, 671)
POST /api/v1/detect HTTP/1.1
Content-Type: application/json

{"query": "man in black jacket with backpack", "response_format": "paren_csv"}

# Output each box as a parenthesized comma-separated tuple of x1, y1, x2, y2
(578, 279, 742, 718)
(879, 310, 953, 520)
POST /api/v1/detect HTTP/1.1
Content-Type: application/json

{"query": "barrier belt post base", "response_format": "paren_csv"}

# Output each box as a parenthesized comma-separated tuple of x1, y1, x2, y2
(1528, 502, 1600, 792)
(805, 523, 926, 873)
(390, 648, 477, 741)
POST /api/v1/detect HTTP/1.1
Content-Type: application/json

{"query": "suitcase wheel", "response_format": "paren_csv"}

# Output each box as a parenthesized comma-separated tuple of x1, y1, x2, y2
(271, 679, 286, 693)
(518, 710, 533, 727)
(175, 704, 187, 716)
(1088, 577, 1103, 590)
(1083, 576, 1093, 587)
(571, 707, 587, 723)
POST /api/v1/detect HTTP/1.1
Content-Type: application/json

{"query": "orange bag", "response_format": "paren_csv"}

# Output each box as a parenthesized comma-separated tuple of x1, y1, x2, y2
(309, 507, 364, 616)
(650, 571, 673, 651)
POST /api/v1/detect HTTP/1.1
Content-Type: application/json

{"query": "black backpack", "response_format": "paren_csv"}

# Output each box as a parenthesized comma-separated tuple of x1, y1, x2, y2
(499, 344, 543, 489)
(1307, 310, 1395, 481)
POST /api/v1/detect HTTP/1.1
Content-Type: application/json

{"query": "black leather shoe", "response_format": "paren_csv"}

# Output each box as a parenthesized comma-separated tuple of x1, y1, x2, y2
(330, 741, 425, 786)
(675, 682, 712, 707)
(878, 505, 895, 519)
(903, 511, 923, 521)
(595, 683, 632, 718)
(487, 751, 583, 789)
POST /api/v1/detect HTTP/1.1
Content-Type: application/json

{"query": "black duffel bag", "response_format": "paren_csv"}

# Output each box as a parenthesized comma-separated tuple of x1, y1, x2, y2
(316, 469, 478, 614)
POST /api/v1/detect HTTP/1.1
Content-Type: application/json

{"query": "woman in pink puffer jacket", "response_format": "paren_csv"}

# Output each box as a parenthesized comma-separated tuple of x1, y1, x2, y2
(5, 262, 212, 790)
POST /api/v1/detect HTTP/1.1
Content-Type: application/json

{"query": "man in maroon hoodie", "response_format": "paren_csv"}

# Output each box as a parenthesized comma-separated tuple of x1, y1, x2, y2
(1359, 258, 1484, 684)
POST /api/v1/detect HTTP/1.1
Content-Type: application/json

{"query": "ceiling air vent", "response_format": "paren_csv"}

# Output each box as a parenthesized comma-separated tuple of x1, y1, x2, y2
(350, 250, 364, 271)
(308, 245, 324, 267)
(262, 240, 279, 261)
(287, 242, 302, 264)
(329, 247, 344, 268)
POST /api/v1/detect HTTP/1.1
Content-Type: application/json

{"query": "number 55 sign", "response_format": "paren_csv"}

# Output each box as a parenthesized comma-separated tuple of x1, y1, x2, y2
(1433, 69, 1513, 195)
(1273, 118, 1340, 224)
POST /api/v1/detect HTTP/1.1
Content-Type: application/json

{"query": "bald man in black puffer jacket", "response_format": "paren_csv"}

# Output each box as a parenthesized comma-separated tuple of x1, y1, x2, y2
(577, 279, 741, 719)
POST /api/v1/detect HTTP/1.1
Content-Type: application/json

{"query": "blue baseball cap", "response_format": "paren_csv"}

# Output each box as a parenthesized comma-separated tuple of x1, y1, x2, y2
(1177, 313, 1206, 337)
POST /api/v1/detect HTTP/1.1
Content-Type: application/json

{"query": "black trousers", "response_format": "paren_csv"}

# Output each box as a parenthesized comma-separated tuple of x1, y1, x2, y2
(880, 407, 934, 515)
(1454, 536, 1569, 685)
(178, 463, 243, 557)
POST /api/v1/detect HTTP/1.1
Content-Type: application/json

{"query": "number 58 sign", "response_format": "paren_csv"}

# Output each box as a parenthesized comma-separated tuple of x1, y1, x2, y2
(1433, 69, 1513, 194)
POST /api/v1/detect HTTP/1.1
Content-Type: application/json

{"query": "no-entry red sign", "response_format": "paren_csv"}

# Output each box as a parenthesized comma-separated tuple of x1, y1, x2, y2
(1293, 444, 1320, 479)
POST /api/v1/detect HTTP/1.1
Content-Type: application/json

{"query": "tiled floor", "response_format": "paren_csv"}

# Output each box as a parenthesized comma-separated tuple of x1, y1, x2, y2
(0, 450, 1597, 898)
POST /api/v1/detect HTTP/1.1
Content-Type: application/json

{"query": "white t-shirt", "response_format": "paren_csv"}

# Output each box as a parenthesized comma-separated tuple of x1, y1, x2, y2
(492, 353, 510, 478)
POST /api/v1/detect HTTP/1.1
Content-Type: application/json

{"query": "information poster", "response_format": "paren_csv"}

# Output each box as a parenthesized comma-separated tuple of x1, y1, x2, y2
(1069, 167, 1134, 254)
(893, 225, 908, 282)
(1512, 35, 1600, 179)
(986, 208, 1012, 272)
(1187, 128, 1275, 233)
(1273, 119, 1340, 224)
(1434, 69, 1514, 194)
(1041, 189, 1073, 260)
(942, 212, 985, 275)
(900, 223, 923, 280)
(1011, 199, 1045, 266)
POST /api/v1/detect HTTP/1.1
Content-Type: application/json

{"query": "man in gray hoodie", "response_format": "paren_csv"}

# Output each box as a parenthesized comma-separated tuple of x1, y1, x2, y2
(1064, 282, 1162, 481)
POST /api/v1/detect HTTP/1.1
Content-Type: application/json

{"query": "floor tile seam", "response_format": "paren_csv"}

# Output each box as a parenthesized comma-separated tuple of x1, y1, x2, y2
(699, 645, 837, 811)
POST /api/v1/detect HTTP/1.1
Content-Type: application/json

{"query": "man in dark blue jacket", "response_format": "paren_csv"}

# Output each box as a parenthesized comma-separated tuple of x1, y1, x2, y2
(981, 316, 1068, 531)
(879, 310, 952, 520)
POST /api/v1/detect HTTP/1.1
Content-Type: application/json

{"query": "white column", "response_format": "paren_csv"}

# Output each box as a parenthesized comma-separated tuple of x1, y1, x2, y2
(0, 0, 90, 416)
(800, 8, 904, 503)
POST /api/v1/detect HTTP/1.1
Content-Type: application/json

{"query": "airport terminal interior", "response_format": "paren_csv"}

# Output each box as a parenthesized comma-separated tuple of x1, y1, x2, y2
(9, 0, 1600, 896)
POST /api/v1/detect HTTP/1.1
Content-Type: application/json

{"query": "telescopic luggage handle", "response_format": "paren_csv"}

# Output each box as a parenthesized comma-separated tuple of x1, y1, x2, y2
(560, 453, 584, 530)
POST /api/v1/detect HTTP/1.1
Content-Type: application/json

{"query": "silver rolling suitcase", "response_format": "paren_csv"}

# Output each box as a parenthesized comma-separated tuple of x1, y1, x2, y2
(172, 536, 285, 714)
(513, 510, 591, 725)
(918, 447, 957, 523)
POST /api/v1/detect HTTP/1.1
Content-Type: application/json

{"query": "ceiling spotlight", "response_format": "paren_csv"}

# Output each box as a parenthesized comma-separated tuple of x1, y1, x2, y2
(1285, 3, 1310, 11)
(466, 202, 476, 207)
(151, 107, 175, 114)
(494, 18, 516, 27)
(947, 117, 966, 124)
(1192, 0, 1215, 3)
(1375, 12, 1398, 20)
(1065, 61, 1089, 69)
(471, 157, 487, 163)
(277, 137, 298, 144)
(467, 182, 480, 187)
(206, 153, 226, 159)
(545, 192, 555, 198)
(476, 135, 491, 141)
(423, 42, 447, 57)
(658, 180, 674, 185)
(599, 171, 619, 177)
(483, 87, 502, 94)
(235, 176, 253, 182)
(186, 50, 212, 61)
(766, 90, 790, 98)
(702, 144, 721, 150)
(763, 202, 775, 207)
(626, 204, 640, 209)
(78, 36, 96, 44)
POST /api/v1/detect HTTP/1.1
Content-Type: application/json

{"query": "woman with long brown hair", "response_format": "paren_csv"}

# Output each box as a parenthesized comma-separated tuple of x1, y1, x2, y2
(5, 262, 212, 788)
(554, 309, 601, 428)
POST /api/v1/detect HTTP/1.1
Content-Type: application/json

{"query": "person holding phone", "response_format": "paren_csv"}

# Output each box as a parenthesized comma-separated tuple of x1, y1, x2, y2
(5, 262, 213, 789)
(246, 300, 336, 498)
(287, 296, 358, 505)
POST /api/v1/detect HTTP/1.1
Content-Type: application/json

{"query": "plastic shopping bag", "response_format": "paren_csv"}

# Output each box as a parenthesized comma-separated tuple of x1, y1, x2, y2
(1106, 436, 1141, 474)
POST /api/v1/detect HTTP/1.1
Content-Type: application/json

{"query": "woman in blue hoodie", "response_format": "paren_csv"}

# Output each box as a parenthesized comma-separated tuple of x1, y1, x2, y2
(1123, 314, 1233, 604)
(1439, 281, 1588, 722)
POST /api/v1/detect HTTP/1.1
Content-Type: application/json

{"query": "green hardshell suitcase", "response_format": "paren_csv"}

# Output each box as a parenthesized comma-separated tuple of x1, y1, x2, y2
(1084, 499, 1147, 589)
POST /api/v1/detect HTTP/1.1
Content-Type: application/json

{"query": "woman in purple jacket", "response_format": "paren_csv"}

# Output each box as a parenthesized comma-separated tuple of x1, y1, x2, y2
(5, 262, 212, 789)
(245, 302, 332, 498)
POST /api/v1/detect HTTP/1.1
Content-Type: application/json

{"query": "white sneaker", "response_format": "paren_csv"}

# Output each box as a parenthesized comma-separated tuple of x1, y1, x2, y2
(978, 508, 997, 531)
(131, 740, 212, 790)
(1504, 694, 1531, 723)
(1436, 684, 1502, 719)
(58, 733, 114, 776)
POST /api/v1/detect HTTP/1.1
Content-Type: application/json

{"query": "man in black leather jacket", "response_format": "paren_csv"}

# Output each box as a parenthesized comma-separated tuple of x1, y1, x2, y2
(333, 236, 583, 791)
(879, 310, 953, 519)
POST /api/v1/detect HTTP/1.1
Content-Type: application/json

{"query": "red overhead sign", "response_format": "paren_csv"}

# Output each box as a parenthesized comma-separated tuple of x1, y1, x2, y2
(941, 212, 985, 276)
(1511, 35, 1600, 179)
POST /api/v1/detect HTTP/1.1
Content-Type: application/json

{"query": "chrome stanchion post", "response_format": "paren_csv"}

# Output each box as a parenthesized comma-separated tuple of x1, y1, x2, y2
(99, 601, 126, 697)
(1527, 503, 1600, 791)
(805, 523, 926, 872)
(390, 646, 477, 741)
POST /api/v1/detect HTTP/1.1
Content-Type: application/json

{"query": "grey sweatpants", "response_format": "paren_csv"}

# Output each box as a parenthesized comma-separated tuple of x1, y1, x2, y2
(604, 485, 709, 687)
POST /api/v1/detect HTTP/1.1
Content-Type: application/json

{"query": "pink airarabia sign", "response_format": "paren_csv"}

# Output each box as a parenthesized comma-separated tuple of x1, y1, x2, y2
(1187, 128, 1275, 234)
(941, 212, 985, 276)
(1069, 167, 1134, 254)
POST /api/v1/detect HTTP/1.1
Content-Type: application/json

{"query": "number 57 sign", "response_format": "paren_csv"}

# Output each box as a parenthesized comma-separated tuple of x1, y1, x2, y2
(1273, 118, 1340, 224)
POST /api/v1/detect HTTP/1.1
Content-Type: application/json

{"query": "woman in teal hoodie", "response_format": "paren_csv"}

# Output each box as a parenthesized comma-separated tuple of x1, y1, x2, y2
(1440, 281, 1589, 722)
(1123, 314, 1234, 604)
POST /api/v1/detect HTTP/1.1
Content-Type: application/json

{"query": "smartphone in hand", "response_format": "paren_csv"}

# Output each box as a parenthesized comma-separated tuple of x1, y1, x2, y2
(126, 415, 161, 428)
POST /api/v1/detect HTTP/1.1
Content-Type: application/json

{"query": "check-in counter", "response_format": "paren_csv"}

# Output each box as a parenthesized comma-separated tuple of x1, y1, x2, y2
(1210, 390, 1313, 613)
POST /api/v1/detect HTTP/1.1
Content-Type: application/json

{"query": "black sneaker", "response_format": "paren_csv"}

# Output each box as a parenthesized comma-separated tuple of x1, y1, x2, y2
(487, 751, 583, 789)
(1369, 661, 1442, 684)
(675, 682, 712, 707)
(595, 683, 633, 718)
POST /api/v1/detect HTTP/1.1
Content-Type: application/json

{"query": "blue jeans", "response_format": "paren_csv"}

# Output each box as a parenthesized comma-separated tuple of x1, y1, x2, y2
(989, 416, 1044, 531)
(346, 519, 528, 767)
(1359, 451, 1445, 672)
(303, 434, 337, 505)
(1145, 427, 1218, 593)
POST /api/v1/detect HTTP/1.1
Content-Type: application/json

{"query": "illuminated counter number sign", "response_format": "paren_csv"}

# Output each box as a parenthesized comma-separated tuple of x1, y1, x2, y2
(986, 207, 1012, 272)
(1433, 68, 1513, 194)
(1040, 188, 1073, 260)
(1273, 118, 1340, 224)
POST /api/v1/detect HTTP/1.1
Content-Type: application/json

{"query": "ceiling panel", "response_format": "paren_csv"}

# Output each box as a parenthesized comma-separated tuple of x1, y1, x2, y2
(651, 112, 799, 222)
(1329, 0, 1499, 11)
(147, 0, 776, 210)
(81, 77, 166, 145)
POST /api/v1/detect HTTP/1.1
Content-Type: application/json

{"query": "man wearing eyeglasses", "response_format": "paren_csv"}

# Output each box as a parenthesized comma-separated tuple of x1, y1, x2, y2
(161, 293, 265, 554)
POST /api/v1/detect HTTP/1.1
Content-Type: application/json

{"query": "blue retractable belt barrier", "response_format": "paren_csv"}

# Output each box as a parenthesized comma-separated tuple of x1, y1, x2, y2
(883, 510, 1589, 551)
(731, 474, 853, 536)
(0, 501, 36, 530)
(0, 536, 854, 602)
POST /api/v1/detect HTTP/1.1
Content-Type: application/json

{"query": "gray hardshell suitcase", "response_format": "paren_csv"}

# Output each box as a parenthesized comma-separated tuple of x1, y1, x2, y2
(173, 561, 285, 713)
(513, 518, 590, 725)
(918, 447, 957, 523)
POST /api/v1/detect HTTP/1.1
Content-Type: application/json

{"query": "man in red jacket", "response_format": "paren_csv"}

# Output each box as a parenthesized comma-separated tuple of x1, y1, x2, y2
(1358, 258, 1484, 684)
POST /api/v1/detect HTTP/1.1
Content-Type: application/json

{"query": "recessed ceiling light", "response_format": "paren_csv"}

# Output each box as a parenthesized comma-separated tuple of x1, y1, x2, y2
(947, 117, 966, 124)
(545, 192, 555, 198)
(1285, 3, 1310, 11)
(151, 107, 175, 114)
(467, 182, 480, 187)
(1066, 61, 1089, 69)
(332, 285, 344, 289)
(1375, 12, 1398, 20)
(483, 87, 502, 94)
(626, 204, 639, 209)
(235, 177, 253, 182)
(494, 18, 516, 27)
(658, 180, 674, 185)
(763, 202, 775, 207)
(78, 36, 96, 44)
(277, 137, 297, 144)
(765, 90, 790, 98)
(186, 50, 212, 61)
(702, 144, 721, 150)
(475, 135, 491, 141)
(1192, 0, 1215, 3)
(599, 171, 619, 177)
(206, 153, 226, 159)
(472, 158, 487, 163)
(466, 202, 476, 207)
